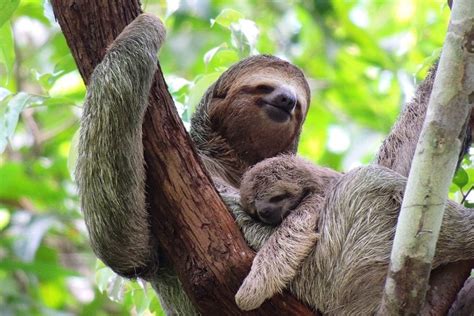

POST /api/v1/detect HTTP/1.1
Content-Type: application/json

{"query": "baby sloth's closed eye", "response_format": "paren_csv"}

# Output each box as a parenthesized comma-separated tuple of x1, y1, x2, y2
(240, 154, 338, 225)
(250, 184, 309, 225)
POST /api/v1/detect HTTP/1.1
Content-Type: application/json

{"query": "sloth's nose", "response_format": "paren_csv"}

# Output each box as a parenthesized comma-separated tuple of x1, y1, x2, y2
(265, 87, 297, 113)
(258, 206, 284, 225)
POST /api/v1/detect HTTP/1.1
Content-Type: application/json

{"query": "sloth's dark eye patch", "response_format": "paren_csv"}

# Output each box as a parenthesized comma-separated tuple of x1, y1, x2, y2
(254, 84, 274, 94)
(241, 84, 275, 95)
(269, 193, 291, 203)
(213, 90, 227, 99)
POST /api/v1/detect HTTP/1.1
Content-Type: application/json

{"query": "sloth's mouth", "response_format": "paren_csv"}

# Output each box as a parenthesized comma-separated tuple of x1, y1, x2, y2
(263, 103, 291, 123)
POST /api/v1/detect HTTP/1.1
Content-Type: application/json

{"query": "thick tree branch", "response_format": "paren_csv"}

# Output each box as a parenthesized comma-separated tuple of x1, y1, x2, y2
(50, 0, 313, 315)
(380, 0, 474, 314)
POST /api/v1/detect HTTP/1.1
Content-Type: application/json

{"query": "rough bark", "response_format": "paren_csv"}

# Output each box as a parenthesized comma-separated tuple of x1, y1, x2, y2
(50, 0, 314, 315)
(424, 262, 474, 315)
(380, 0, 474, 314)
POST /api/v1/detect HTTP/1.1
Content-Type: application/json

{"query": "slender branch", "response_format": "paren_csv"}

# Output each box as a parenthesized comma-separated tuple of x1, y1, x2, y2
(379, 1, 474, 314)
(50, 1, 313, 314)
(461, 185, 474, 204)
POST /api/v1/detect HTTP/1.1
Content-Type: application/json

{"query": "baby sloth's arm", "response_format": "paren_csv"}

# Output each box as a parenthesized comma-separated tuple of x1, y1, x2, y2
(235, 155, 339, 311)
(235, 195, 322, 311)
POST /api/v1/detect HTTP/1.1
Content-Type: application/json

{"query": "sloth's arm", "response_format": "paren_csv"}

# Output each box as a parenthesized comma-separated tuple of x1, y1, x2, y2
(375, 66, 436, 177)
(233, 195, 322, 311)
(375, 64, 471, 176)
(76, 14, 165, 279)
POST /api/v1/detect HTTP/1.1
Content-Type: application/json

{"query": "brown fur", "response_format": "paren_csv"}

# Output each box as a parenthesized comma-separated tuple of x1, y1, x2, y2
(190, 55, 310, 187)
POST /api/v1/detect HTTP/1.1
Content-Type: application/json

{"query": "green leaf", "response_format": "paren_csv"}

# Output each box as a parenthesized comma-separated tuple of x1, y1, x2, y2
(108, 274, 125, 302)
(132, 287, 152, 316)
(0, 162, 65, 203)
(149, 295, 166, 316)
(416, 48, 442, 77)
(0, 0, 19, 28)
(230, 18, 259, 55)
(0, 208, 10, 230)
(0, 92, 43, 153)
(39, 280, 67, 308)
(15, 0, 49, 24)
(95, 263, 116, 293)
(0, 260, 79, 279)
(13, 215, 59, 262)
(187, 72, 222, 114)
(0, 23, 15, 85)
(211, 9, 244, 28)
(68, 128, 80, 180)
(453, 167, 468, 189)
(203, 43, 228, 65)
(465, 201, 474, 209)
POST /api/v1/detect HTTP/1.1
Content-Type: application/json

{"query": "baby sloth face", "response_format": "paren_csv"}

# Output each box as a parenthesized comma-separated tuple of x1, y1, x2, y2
(251, 182, 308, 225)
(240, 155, 339, 225)
(240, 156, 312, 226)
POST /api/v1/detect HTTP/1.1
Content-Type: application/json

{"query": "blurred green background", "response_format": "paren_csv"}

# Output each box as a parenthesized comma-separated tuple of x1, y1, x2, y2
(0, 0, 471, 315)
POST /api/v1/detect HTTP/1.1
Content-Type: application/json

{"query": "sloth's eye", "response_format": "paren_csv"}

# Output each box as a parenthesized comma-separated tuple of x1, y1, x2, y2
(254, 84, 274, 94)
(269, 193, 291, 203)
(213, 90, 227, 99)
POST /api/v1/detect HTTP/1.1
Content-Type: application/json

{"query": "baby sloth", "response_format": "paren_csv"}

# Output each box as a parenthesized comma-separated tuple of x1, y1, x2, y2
(236, 155, 341, 310)
(240, 155, 340, 225)
(235, 155, 474, 315)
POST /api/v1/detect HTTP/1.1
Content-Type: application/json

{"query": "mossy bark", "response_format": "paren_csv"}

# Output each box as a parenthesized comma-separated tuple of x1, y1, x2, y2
(380, 0, 474, 314)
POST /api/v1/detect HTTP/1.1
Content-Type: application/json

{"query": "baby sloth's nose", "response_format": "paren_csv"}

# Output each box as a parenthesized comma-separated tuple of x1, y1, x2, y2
(265, 87, 297, 113)
(258, 206, 284, 226)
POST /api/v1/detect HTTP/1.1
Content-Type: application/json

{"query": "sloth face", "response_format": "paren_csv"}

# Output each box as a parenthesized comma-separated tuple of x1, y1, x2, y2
(207, 56, 310, 165)
(241, 164, 309, 226)
(240, 155, 338, 226)
(252, 183, 308, 225)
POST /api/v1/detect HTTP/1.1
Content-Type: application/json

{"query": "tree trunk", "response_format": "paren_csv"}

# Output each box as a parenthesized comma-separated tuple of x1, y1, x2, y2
(50, 0, 314, 315)
(380, 0, 474, 314)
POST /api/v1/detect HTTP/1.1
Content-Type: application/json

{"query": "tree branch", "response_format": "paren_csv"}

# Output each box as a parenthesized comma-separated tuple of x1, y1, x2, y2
(380, 0, 474, 313)
(50, 1, 313, 314)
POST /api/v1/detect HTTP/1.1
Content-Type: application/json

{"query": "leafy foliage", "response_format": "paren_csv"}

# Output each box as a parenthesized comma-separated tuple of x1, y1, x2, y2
(0, 0, 471, 314)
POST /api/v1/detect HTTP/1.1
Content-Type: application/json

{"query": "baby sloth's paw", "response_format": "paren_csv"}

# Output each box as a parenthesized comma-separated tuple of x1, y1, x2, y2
(235, 272, 269, 310)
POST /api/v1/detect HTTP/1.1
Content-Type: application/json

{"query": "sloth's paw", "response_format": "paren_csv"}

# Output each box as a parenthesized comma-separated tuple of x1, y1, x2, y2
(235, 276, 268, 311)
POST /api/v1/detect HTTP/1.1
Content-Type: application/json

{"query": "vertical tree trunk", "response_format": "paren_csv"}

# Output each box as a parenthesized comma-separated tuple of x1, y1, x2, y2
(380, 0, 474, 314)
(50, 0, 314, 315)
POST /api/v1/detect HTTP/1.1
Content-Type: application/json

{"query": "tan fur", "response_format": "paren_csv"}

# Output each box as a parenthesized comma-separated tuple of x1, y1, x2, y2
(236, 155, 340, 309)
(235, 155, 474, 315)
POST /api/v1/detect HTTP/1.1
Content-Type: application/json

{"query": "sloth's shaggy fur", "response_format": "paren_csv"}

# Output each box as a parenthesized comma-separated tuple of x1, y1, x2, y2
(235, 155, 474, 315)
